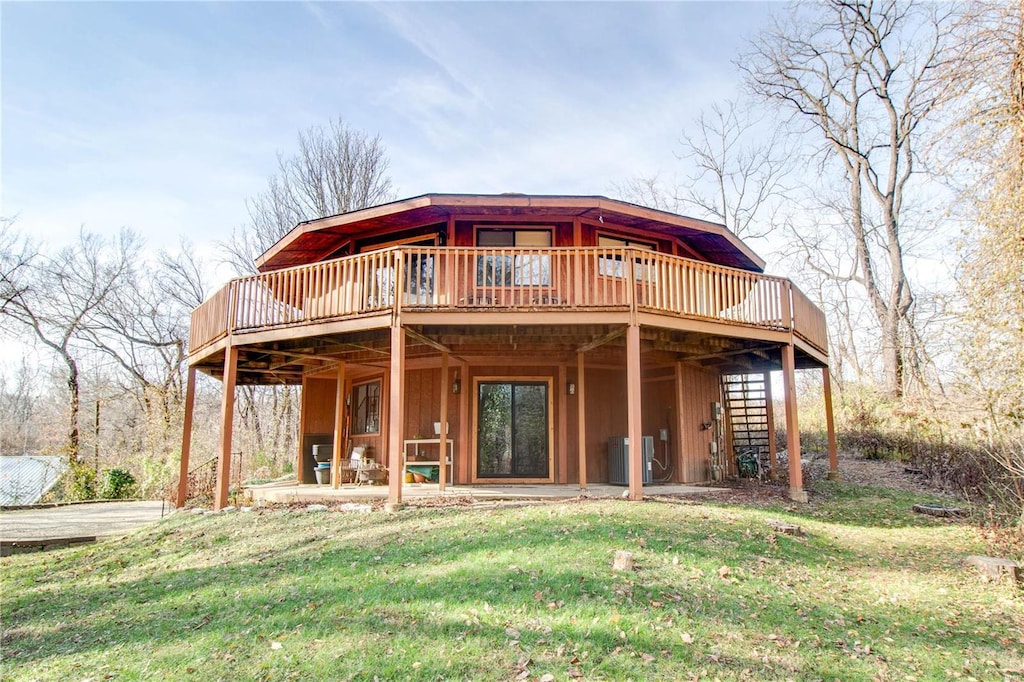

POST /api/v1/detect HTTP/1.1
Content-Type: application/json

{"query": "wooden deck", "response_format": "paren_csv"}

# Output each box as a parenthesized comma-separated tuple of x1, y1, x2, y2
(190, 247, 827, 360)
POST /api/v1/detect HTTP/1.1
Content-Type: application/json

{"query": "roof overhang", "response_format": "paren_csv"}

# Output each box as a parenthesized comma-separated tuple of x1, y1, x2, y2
(254, 193, 765, 273)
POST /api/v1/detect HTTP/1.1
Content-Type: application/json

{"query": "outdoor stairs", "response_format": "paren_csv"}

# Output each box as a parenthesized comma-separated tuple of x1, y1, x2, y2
(723, 374, 771, 471)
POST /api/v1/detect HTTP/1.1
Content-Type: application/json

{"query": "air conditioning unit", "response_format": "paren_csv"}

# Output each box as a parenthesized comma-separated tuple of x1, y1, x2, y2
(607, 436, 654, 485)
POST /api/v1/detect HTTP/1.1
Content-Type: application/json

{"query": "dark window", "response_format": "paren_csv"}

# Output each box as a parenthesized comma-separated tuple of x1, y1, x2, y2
(475, 229, 552, 286)
(352, 381, 381, 435)
(477, 381, 549, 478)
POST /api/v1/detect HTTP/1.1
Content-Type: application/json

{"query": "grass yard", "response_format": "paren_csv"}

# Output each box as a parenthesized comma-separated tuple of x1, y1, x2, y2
(2, 481, 1022, 681)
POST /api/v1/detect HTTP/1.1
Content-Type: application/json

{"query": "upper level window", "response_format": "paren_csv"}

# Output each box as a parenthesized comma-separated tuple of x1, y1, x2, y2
(475, 228, 552, 286)
(597, 234, 657, 280)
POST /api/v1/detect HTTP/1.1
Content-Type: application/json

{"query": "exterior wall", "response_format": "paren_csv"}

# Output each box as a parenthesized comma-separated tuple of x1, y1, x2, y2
(298, 377, 339, 482)
(297, 356, 723, 486)
(675, 364, 721, 482)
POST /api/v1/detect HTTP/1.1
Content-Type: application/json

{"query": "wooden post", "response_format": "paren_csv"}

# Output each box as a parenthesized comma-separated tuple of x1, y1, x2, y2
(673, 361, 685, 483)
(823, 367, 840, 480)
(176, 366, 197, 507)
(331, 362, 347, 488)
(386, 324, 405, 509)
(214, 346, 238, 511)
(764, 371, 777, 481)
(297, 376, 309, 484)
(781, 344, 806, 502)
(577, 351, 587, 489)
(557, 362, 568, 484)
(457, 360, 469, 484)
(626, 324, 644, 501)
(439, 351, 449, 492)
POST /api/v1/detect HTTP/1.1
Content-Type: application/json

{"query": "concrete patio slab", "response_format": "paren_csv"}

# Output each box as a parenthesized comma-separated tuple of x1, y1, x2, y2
(245, 481, 723, 505)
(0, 501, 170, 556)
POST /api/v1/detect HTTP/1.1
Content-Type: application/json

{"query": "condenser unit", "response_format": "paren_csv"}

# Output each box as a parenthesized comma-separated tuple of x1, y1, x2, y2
(607, 436, 654, 485)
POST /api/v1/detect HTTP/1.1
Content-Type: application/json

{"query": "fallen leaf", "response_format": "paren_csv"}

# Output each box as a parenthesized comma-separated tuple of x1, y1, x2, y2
(270, 641, 282, 650)
(641, 653, 656, 662)
(681, 632, 694, 644)
(505, 627, 521, 639)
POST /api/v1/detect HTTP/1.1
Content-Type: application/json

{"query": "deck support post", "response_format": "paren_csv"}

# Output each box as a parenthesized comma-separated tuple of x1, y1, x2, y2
(763, 371, 777, 481)
(214, 346, 238, 511)
(331, 362, 347, 488)
(781, 343, 806, 502)
(626, 324, 644, 501)
(176, 366, 197, 507)
(438, 350, 449, 492)
(577, 351, 587, 489)
(386, 324, 405, 509)
(823, 367, 841, 480)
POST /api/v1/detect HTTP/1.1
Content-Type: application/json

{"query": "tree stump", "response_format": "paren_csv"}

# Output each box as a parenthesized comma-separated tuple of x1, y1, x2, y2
(612, 550, 634, 572)
(965, 555, 1022, 585)
(766, 519, 804, 536)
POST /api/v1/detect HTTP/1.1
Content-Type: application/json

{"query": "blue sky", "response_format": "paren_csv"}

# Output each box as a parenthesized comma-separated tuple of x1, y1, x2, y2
(2, 1, 772, 261)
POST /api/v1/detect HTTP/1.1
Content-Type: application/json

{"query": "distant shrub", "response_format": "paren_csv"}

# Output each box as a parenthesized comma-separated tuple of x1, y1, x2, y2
(100, 468, 137, 499)
(65, 463, 97, 501)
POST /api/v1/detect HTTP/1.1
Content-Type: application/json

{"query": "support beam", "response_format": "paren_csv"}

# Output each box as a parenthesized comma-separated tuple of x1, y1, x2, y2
(176, 366, 197, 507)
(823, 367, 841, 480)
(331, 362, 347, 488)
(386, 324, 406, 508)
(438, 351, 449, 492)
(764, 371, 777, 481)
(214, 346, 238, 511)
(557, 363, 568, 483)
(577, 328, 625, 354)
(576, 351, 587, 489)
(673, 361, 685, 483)
(405, 327, 451, 354)
(626, 324, 644, 501)
(297, 376, 309, 483)
(781, 343, 806, 502)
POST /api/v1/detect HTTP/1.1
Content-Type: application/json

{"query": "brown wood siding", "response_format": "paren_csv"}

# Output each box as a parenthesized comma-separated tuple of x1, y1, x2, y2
(642, 378, 676, 482)
(303, 378, 339, 434)
(675, 364, 720, 482)
(583, 367, 627, 483)
(402, 367, 461, 477)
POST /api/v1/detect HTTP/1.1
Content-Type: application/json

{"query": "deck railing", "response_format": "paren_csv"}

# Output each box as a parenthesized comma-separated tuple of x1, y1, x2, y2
(189, 247, 828, 355)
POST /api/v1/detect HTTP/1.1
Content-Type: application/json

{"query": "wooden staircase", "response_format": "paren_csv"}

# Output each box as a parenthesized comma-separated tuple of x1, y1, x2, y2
(723, 374, 771, 475)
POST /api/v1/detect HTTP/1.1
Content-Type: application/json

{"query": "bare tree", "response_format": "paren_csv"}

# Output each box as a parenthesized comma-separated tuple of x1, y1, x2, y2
(222, 117, 396, 275)
(742, 0, 958, 397)
(614, 100, 789, 242)
(0, 218, 35, 317)
(678, 100, 790, 240)
(0, 230, 138, 462)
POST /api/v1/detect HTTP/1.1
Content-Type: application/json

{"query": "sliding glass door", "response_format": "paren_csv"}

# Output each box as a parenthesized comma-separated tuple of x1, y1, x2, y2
(477, 381, 549, 478)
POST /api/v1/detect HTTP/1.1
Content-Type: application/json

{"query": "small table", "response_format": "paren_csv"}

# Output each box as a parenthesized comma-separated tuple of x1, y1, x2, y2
(402, 439, 454, 484)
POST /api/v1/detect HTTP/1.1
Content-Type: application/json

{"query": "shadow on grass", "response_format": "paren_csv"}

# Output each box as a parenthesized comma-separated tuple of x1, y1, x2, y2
(4, 501, 1016, 680)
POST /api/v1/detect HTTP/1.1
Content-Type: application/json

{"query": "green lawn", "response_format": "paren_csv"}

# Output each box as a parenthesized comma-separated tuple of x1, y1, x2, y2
(2, 482, 1022, 681)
